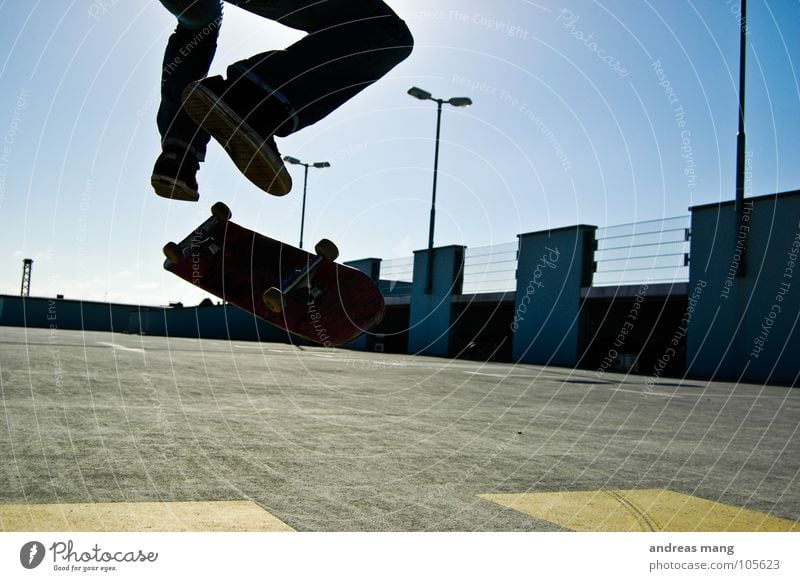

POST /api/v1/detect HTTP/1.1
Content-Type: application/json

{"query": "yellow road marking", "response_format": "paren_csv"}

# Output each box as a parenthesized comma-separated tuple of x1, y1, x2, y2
(479, 489, 799, 532)
(0, 501, 294, 532)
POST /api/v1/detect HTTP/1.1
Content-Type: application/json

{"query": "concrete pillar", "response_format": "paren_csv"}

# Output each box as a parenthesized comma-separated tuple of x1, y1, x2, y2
(343, 258, 382, 351)
(408, 245, 466, 356)
(687, 190, 800, 385)
(512, 225, 596, 366)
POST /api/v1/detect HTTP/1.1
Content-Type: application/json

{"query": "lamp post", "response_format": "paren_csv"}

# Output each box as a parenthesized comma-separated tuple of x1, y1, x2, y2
(407, 86, 472, 293)
(734, 0, 748, 277)
(283, 156, 331, 249)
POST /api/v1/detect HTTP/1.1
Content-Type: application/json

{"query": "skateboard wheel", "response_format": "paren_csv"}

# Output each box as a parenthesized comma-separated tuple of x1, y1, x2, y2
(314, 238, 339, 261)
(263, 287, 284, 313)
(163, 242, 182, 263)
(211, 201, 232, 222)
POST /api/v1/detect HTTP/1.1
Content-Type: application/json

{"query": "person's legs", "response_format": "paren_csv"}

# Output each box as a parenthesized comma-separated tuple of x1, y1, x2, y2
(180, 0, 413, 195)
(153, 0, 222, 200)
(226, 0, 413, 136)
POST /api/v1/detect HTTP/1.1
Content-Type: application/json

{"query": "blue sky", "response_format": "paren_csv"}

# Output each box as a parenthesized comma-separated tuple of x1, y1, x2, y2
(0, 0, 798, 305)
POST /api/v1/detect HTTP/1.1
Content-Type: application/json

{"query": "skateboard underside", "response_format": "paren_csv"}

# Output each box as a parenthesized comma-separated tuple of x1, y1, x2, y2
(163, 203, 384, 346)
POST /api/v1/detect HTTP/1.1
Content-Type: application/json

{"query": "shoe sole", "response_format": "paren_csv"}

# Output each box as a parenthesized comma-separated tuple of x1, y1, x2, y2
(181, 82, 292, 196)
(151, 175, 200, 202)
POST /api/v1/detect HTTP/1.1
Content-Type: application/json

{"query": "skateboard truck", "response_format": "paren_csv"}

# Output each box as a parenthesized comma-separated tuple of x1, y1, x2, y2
(262, 238, 339, 313)
(163, 201, 232, 265)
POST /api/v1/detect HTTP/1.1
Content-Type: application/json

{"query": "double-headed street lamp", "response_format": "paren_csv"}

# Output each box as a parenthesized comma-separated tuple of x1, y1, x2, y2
(283, 156, 331, 249)
(407, 86, 472, 293)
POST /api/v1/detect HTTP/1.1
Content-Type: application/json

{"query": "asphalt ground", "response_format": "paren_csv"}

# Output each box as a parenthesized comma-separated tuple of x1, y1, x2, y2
(1, 325, 798, 532)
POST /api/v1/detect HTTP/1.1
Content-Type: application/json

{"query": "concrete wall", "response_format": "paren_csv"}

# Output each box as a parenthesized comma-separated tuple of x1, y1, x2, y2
(0, 295, 137, 333)
(0, 295, 294, 343)
(687, 190, 800, 385)
(136, 303, 293, 343)
(512, 225, 596, 366)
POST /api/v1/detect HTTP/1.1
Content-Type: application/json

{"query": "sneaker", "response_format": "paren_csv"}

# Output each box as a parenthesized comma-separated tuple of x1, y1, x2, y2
(151, 147, 200, 202)
(181, 76, 292, 196)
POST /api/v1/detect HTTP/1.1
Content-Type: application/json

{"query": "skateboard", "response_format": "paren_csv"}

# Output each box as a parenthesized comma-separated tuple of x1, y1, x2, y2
(162, 202, 385, 346)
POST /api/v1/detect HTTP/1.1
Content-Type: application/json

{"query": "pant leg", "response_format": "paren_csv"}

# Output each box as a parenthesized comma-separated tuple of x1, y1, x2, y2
(156, 1, 223, 160)
(225, 0, 413, 136)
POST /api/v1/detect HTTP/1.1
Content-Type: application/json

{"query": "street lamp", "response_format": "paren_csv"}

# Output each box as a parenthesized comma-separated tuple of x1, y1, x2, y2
(283, 156, 331, 249)
(407, 86, 472, 293)
(734, 0, 748, 277)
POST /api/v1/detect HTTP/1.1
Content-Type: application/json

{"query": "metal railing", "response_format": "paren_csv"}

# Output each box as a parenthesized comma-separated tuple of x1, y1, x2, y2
(377, 216, 692, 297)
(592, 215, 691, 286)
(462, 241, 518, 294)
(380, 256, 414, 296)
(380, 256, 414, 282)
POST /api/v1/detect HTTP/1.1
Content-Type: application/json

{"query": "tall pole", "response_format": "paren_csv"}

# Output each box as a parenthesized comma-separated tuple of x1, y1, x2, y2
(299, 164, 309, 249)
(283, 156, 330, 250)
(734, 0, 747, 277)
(426, 100, 444, 294)
(407, 87, 472, 294)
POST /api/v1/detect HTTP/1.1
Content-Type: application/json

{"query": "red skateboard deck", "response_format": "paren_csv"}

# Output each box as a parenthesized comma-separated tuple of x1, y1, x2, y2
(163, 202, 384, 346)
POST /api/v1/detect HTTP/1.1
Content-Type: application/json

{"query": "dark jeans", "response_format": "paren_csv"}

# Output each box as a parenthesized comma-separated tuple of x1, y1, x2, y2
(157, 0, 413, 161)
